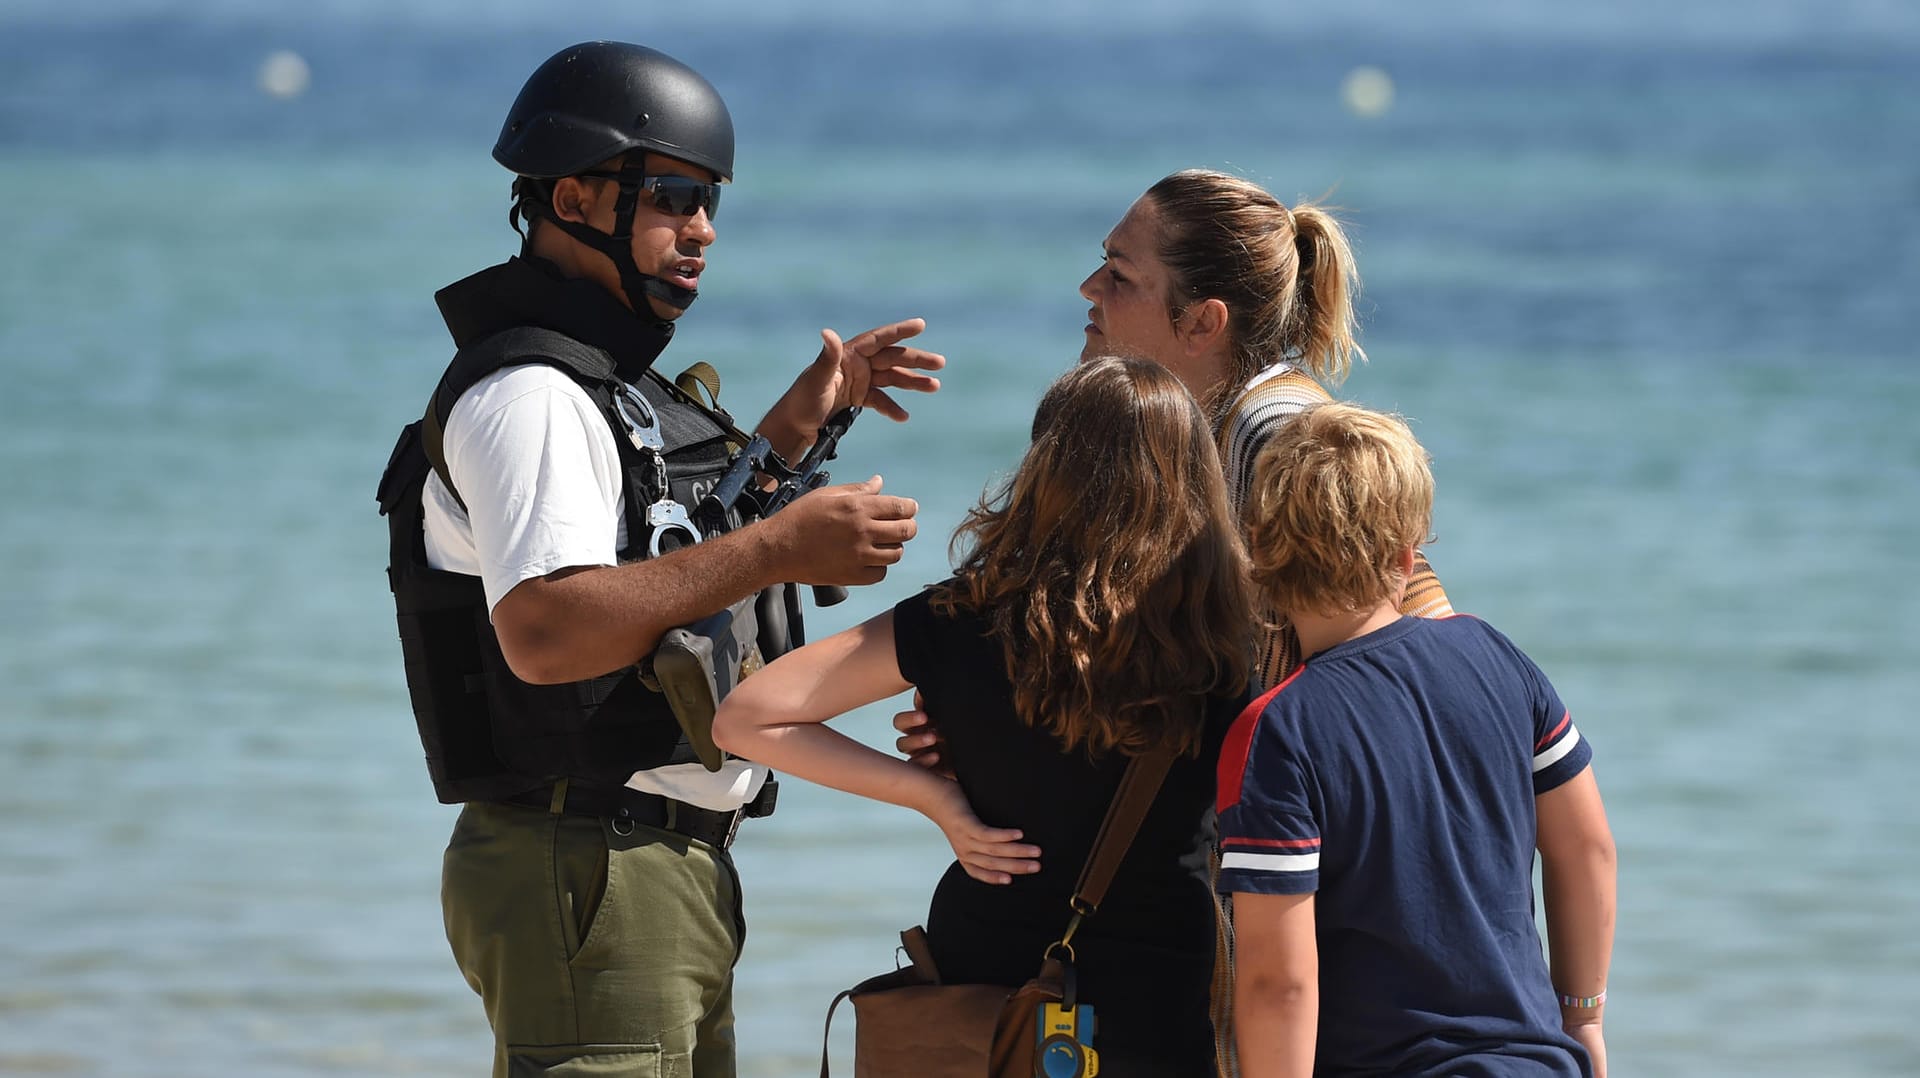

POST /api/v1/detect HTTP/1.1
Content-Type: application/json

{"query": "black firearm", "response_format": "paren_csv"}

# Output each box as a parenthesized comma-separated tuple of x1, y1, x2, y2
(697, 404, 862, 607)
(649, 406, 863, 770)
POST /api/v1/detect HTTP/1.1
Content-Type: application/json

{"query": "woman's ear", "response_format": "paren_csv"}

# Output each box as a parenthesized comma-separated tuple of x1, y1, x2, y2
(1179, 297, 1231, 358)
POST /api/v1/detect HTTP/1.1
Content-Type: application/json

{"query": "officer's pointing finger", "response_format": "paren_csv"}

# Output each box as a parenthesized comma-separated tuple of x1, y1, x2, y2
(849, 317, 927, 353)
(868, 344, 946, 373)
(870, 365, 942, 390)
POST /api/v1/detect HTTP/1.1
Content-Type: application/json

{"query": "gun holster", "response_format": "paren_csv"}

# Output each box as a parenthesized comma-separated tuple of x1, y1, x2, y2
(643, 593, 765, 772)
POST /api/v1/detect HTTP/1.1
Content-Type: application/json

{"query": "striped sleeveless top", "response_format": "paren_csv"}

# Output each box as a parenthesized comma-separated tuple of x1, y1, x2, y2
(1217, 364, 1454, 690)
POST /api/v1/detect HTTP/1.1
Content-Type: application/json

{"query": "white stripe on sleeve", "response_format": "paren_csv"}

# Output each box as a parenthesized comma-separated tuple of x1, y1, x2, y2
(1532, 723, 1582, 773)
(1221, 851, 1321, 874)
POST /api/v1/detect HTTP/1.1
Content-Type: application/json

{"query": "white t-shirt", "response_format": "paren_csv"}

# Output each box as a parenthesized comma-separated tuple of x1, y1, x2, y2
(422, 363, 768, 812)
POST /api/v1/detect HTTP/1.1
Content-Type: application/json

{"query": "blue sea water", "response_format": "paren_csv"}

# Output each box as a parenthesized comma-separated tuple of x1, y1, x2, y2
(2, 2, 1917, 1075)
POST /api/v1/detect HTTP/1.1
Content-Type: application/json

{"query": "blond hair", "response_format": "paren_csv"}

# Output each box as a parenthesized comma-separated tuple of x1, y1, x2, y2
(1144, 169, 1364, 400)
(933, 356, 1252, 758)
(1244, 402, 1433, 618)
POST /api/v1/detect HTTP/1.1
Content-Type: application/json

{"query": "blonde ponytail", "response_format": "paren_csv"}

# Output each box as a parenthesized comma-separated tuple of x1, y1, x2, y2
(1286, 202, 1364, 383)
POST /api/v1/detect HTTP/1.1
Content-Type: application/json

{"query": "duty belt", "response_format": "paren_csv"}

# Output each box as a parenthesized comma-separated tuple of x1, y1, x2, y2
(500, 777, 778, 851)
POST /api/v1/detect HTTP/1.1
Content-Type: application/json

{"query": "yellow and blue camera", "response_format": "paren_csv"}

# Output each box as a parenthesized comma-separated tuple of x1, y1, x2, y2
(1035, 1001, 1099, 1077)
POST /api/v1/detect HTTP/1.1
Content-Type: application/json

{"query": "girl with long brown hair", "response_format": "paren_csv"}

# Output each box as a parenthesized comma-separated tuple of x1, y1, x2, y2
(714, 356, 1253, 1076)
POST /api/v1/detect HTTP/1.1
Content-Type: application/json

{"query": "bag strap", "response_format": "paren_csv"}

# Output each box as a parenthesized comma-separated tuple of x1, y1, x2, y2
(819, 987, 855, 1078)
(982, 750, 1177, 1072)
(1045, 742, 1180, 962)
(818, 748, 1181, 1078)
(818, 956, 939, 1078)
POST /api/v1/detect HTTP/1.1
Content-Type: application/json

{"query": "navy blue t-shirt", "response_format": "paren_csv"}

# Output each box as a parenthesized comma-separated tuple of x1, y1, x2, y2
(1217, 615, 1594, 1078)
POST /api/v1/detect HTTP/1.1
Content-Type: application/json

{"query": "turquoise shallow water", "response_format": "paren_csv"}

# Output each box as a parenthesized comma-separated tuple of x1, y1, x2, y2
(2, 4, 1918, 1075)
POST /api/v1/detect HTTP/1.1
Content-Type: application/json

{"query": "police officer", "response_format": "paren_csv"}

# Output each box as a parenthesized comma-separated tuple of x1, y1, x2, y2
(377, 41, 942, 1076)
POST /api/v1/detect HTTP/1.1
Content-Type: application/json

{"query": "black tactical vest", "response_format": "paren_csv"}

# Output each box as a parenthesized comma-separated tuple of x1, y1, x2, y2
(377, 318, 795, 804)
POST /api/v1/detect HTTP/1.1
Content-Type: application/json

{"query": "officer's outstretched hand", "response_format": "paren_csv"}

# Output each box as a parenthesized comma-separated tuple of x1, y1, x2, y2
(761, 318, 944, 450)
(770, 476, 917, 586)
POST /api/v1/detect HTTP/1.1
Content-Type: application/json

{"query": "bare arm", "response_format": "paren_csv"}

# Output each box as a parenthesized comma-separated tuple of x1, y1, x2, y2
(493, 478, 916, 684)
(1537, 765, 1616, 1078)
(710, 610, 1040, 883)
(1232, 890, 1319, 1078)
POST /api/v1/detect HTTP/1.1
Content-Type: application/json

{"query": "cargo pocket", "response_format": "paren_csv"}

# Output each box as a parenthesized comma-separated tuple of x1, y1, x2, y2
(506, 1042, 664, 1077)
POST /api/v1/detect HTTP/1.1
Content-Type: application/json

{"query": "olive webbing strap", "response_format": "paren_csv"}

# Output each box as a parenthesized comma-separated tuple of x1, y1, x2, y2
(673, 361, 724, 411)
(420, 390, 460, 512)
(658, 362, 757, 451)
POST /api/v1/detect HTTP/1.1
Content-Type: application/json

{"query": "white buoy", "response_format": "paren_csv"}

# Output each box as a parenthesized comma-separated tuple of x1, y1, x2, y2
(1341, 66, 1394, 118)
(259, 50, 311, 100)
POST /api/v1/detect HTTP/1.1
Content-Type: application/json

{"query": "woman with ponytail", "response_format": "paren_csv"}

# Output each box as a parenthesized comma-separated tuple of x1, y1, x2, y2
(1079, 168, 1453, 687)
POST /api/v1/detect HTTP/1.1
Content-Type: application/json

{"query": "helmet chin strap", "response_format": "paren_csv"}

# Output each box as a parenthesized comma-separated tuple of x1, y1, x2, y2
(526, 179, 699, 312)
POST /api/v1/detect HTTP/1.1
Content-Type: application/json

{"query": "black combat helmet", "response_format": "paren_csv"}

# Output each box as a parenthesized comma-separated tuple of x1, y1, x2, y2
(494, 41, 734, 182)
(495, 41, 733, 312)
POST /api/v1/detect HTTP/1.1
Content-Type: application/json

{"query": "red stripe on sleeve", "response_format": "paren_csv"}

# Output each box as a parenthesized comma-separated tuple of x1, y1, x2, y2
(1215, 669, 1304, 815)
(1535, 711, 1572, 752)
(1222, 836, 1321, 849)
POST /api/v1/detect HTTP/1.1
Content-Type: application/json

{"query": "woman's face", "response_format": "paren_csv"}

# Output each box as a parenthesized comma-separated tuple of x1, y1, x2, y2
(1078, 196, 1187, 370)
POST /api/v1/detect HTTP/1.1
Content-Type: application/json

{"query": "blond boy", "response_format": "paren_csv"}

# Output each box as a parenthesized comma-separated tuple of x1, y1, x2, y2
(1218, 403, 1617, 1078)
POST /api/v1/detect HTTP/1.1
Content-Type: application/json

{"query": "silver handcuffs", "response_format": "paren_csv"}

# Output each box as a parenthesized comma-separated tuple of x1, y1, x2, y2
(615, 382, 704, 557)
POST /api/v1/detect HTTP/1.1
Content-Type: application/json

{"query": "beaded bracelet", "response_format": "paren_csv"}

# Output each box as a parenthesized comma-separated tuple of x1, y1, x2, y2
(1557, 989, 1607, 1009)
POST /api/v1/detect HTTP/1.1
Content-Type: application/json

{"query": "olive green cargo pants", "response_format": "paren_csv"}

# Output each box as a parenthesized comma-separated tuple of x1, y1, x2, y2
(443, 801, 746, 1077)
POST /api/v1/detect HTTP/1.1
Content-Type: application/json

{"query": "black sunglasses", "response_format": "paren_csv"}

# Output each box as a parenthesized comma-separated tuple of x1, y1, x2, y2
(582, 171, 722, 220)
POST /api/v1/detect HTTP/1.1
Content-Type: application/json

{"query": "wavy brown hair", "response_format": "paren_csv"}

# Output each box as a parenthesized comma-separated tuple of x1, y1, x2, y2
(931, 356, 1252, 758)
